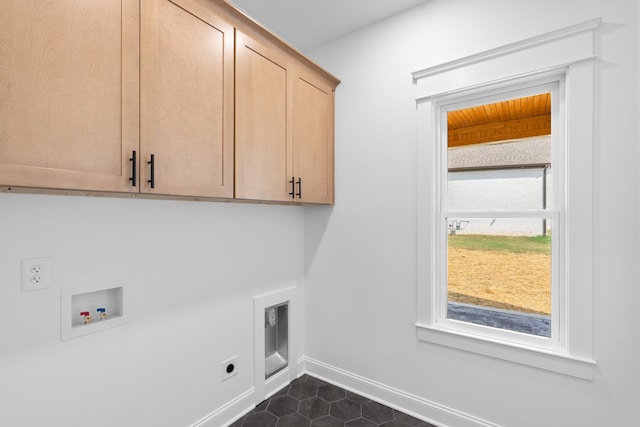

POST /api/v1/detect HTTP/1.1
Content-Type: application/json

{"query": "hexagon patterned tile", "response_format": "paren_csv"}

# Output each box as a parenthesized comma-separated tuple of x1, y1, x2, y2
(230, 375, 437, 427)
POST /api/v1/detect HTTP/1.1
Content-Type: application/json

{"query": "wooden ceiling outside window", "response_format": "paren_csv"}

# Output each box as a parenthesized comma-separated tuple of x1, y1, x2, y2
(447, 93, 551, 147)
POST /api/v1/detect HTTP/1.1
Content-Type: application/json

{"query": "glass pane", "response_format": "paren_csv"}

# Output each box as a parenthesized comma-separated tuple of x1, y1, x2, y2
(446, 218, 551, 337)
(447, 93, 552, 211)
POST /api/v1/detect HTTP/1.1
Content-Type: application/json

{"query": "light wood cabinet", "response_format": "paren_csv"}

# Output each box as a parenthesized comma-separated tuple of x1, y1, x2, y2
(0, 0, 139, 193)
(292, 69, 336, 204)
(235, 31, 338, 204)
(140, 0, 234, 198)
(235, 31, 293, 203)
(0, 0, 234, 198)
(1, 0, 338, 204)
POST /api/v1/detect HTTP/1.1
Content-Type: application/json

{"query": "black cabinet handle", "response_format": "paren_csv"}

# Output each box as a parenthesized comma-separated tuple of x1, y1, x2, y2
(129, 150, 137, 187)
(289, 176, 295, 199)
(148, 154, 155, 189)
(296, 177, 302, 199)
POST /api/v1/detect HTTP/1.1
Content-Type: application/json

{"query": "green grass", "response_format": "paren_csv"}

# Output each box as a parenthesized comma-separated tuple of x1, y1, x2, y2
(448, 234, 551, 255)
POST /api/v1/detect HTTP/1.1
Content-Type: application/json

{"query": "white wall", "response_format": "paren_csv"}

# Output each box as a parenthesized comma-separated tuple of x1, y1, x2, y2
(305, 0, 639, 426)
(0, 193, 305, 426)
(449, 169, 548, 211)
(448, 168, 550, 236)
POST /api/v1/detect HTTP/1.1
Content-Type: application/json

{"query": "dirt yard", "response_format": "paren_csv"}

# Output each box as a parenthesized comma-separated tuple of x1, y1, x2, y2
(448, 248, 551, 315)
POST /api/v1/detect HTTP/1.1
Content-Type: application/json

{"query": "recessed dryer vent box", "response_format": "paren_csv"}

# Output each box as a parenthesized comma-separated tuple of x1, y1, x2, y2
(254, 287, 295, 404)
(265, 302, 288, 379)
(61, 280, 127, 340)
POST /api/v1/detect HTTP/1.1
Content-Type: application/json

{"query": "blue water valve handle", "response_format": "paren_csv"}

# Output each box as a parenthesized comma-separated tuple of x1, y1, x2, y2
(97, 308, 108, 320)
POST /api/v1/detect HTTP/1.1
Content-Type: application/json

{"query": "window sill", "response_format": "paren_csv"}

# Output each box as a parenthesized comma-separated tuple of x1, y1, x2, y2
(415, 322, 595, 380)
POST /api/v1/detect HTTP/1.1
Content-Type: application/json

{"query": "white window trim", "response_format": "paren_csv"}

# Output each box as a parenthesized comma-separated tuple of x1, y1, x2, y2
(414, 20, 599, 380)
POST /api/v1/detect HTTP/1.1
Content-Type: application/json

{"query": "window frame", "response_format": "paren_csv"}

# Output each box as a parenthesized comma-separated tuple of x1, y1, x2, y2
(415, 67, 596, 379)
(435, 79, 563, 347)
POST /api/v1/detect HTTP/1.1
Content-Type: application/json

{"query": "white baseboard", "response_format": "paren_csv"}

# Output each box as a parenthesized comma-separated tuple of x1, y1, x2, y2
(302, 356, 503, 427)
(189, 387, 255, 427)
(190, 356, 501, 427)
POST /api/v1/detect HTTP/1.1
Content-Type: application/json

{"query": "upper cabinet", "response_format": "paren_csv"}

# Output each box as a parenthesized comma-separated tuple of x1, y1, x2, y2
(292, 69, 336, 205)
(140, 0, 234, 198)
(235, 31, 338, 204)
(0, 0, 140, 193)
(235, 32, 292, 203)
(0, 0, 339, 204)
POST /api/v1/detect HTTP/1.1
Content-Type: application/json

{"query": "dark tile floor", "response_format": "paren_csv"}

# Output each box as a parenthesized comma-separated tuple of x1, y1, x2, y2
(229, 374, 437, 427)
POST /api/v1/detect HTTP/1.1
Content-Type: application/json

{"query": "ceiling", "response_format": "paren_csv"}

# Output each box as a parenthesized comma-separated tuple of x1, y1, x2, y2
(448, 93, 552, 147)
(226, 0, 430, 52)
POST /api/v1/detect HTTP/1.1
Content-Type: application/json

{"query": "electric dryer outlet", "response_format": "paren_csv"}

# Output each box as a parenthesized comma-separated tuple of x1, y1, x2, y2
(221, 355, 239, 381)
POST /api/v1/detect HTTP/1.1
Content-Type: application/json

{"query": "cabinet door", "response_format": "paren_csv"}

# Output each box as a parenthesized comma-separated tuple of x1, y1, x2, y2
(235, 31, 293, 203)
(0, 0, 139, 192)
(293, 71, 335, 205)
(140, 0, 234, 198)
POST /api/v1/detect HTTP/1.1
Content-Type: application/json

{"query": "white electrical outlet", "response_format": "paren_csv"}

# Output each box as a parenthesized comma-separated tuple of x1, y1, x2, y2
(21, 257, 51, 292)
(221, 355, 238, 381)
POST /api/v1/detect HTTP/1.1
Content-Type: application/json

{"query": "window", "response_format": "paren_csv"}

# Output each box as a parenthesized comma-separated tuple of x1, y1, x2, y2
(415, 66, 596, 379)
(414, 21, 600, 379)
(436, 81, 562, 347)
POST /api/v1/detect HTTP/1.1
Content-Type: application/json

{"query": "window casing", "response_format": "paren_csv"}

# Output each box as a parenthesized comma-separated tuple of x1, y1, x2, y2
(415, 63, 596, 379)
